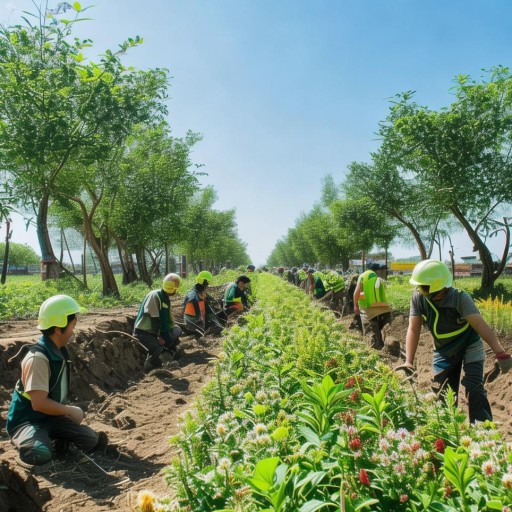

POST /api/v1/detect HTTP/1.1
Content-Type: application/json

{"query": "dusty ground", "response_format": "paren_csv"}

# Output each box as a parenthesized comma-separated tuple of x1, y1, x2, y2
(0, 298, 511, 512)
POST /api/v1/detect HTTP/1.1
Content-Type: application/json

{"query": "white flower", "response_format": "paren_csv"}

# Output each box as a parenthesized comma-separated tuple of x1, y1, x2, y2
(217, 457, 232, 472)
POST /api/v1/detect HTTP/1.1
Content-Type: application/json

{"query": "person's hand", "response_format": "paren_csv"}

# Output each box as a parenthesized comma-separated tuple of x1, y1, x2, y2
(66, 405, 84, 424)
(496, 352, 512, 373)
(394, 362, 415, 376)
(354, 305, 360, 315)
(158, 336, 165, 346)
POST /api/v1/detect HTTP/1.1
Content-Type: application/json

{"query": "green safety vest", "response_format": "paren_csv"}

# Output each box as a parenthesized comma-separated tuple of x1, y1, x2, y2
(358, 271, 387, 309)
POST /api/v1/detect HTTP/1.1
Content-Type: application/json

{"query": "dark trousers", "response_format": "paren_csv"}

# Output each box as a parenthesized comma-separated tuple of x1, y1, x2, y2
(433, 359, 492, 423)
(362, 312, 391, 349)
(134, 328, 181, 372)
(10, 417, 98, 465)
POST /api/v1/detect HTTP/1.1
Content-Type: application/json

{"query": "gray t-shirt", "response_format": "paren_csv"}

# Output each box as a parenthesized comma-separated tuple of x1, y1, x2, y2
(410, 288, 481, 357)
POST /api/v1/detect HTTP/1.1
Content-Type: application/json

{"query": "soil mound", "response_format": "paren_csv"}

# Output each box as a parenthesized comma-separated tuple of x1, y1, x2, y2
(0, 304, 226, 512)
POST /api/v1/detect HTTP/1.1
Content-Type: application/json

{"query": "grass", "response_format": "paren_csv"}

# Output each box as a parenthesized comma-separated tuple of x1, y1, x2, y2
(0, 270, 239, 321)
(2, 272, 512, 334)
(383, 275, 512, 334)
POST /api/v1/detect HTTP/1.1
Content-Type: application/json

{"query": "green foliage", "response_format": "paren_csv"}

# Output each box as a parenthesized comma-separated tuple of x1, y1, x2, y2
(165, 273, 512, 511)
(0, 242, 40, 265)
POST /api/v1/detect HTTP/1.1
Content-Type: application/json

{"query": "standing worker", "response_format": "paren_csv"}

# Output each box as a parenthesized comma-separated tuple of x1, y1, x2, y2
(6, 295, 101, 465)
(353, 263, 391, 349)
(397, 259, 512, 423)
(133, 273, 183, 374)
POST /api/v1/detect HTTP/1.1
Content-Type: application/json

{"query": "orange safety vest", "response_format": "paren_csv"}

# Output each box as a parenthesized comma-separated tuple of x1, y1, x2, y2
(184, 297, 205, 319)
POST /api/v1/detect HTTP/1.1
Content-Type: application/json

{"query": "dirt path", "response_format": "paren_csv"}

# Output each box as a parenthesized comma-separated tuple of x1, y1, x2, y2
(1, 303, 511, 512)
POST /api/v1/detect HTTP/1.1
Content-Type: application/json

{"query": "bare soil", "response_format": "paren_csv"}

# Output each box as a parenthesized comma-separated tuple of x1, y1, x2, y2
(1, 300, 511, 512)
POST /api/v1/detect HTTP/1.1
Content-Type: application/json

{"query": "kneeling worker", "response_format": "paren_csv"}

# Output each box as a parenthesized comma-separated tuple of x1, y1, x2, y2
(6, 295, 101, 465)
(133, 273, 183, 373)
(224, 275, 251, 316)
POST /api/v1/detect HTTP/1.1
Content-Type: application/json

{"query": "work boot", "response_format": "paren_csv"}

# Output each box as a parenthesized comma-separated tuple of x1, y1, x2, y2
(54, 439, 70, 459)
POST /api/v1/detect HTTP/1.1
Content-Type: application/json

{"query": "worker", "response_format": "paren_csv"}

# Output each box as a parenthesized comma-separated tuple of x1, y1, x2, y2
(307, 268, 326, 299)
(183, 271, 224, 336)
(133, 273, 183, 373)
(6, 295, 102, 465)
(353, 263, 391, 349)
(223, 275, 251, 316)
(397, 259, 512, 423)
(318, 270, 345, 310)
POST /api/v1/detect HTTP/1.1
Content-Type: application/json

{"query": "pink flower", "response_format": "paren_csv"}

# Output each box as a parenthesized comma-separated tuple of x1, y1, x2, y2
(400, 494, 408, 503)
(348, 437, 361, 450)
(359, 468, 370, 486)
(434, 438, 445, 454)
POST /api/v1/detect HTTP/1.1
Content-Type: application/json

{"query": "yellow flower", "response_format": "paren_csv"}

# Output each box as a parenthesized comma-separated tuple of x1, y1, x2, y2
(137, 490, 156, 512)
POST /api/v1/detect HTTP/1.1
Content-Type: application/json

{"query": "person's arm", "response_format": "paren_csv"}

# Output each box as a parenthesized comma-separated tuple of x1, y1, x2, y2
(404, 315, 422, 367)
(353, 281, 361, 314)
(466, 313, 510, 357)
(28, 390, 84, 424)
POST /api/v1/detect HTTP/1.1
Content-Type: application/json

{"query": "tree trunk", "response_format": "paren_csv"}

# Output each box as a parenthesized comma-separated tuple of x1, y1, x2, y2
(115, 237, 138, 285)
(451, 205, 496, 292)
(1, 218, 12, 284)
(82, 238, 88, 288)
(62, 228, 76, 274)
(136, 246, 152, 287)
(164, 244, 169, 274)
(36, 194, 61, 280)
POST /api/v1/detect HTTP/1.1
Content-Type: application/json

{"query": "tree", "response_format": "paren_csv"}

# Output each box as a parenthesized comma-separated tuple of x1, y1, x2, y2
(0, 4, 168, 291)
(389, 68, 512, 290)
(0, 241, 40, 266)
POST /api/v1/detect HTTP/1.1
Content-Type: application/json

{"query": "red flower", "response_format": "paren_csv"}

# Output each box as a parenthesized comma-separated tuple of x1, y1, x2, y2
(434, 438, 445, 454)
(350, 391, 359, 402)
(400, 494, 408, 503)
(359, 468, 370, 486)
(345, 377, 357, 389)
(348, 437, 361, 450)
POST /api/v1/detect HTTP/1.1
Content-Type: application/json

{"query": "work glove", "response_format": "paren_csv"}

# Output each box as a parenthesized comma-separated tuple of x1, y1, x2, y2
(496, 352, 512, 374)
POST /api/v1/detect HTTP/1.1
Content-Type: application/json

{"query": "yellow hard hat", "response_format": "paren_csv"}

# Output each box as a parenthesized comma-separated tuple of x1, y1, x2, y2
(163, 273, 182, 293)
(196, 270, 213, 285)
(410, 259, 453, 293)
(37, 295, 87, 330)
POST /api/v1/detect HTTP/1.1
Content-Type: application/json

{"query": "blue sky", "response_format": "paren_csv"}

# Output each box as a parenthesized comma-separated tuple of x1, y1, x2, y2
(2, 1, 510, 264)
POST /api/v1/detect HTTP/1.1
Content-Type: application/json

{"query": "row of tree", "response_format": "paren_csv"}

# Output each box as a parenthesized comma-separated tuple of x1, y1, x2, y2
(0, 3, 248, 295)
(268, 68, 512, 291)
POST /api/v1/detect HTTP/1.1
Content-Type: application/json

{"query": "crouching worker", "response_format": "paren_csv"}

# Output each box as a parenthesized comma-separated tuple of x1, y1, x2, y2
(183, 271, 224, 336)
(353, 264, 391, 349)
(398, 259, 512, 423)
(224, 275, 251, 317)
(6, 295, 100, 465)
(133, 273, 183, 374)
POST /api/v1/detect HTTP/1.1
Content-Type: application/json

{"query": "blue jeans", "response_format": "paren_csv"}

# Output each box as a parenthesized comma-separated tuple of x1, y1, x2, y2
(432, 350, 491, 423)
(10, 417, 98, 465)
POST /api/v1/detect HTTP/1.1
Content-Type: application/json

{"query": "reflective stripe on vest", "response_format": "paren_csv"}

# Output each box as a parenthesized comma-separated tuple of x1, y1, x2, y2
(423, 297, 470, 339)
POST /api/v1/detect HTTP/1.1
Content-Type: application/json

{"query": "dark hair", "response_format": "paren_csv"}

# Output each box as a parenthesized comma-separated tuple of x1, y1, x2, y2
(236, 275, 251, 284)
(40, 313, 76, 336)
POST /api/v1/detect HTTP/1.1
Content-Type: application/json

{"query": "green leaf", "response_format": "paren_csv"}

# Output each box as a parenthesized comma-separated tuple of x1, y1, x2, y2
(297, 425, 322, 446)
(248, 457, 280, 492)
(299, 499, 332, 512)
